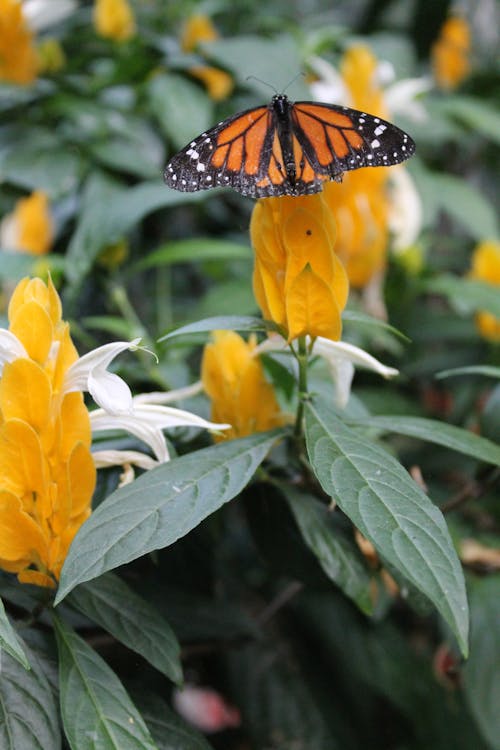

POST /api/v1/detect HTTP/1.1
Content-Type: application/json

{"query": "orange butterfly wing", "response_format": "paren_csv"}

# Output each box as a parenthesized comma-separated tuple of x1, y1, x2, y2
(164, 98, 415, 198)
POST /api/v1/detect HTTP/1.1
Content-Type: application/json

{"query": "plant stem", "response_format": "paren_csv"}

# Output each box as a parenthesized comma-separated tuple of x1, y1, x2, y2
(294, 336, 309, 439)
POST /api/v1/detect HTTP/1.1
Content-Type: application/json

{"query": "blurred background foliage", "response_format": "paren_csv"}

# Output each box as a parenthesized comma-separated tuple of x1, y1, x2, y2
(0, 0, 499, 748)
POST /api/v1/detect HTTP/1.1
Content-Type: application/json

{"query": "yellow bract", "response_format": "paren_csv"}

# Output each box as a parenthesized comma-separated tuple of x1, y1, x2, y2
(181, 14, 233, 101)
(340, 45, 389, 119)
(469, 240, 500, 342)
(251, 194, 348, 341)
(432, 16, 471, 91)
(0, 0, 39, 85)
(0, 278, 96, 587)
(323, 170, 389, 288)
(93, 0, 136, 42)
(10, 191, 54, 256)
(201, 331, 284, 441)
(323, 45, 393, 289)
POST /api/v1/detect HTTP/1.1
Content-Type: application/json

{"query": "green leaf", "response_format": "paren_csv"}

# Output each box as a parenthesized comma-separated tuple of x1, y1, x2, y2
(342, 309, 410, 342)
(413, 165, 498, 240)
(438, 95, 500, 146)
(56, 431, 282, 603)
(66, 175, 206, 283)
(68, 573, 182, 684)
(137, 239, 252, 270)
(203, 34, 308, 99)
(436, 365, 500, 380)
(134, 692, 214, 750)
(0, 128, 84, 198)
(159, 315, 280, 342)
(53, 613, 158, 750)
(0, 636, 61, 749)
(283, 487, 373, 614)
(423, 275, 500, 318)
(226, 638, 342, 749)
(463, 576, 500, 750)
(0, 598, 30, 670)
(0, 251, 38, 281)
(305, 398, 469, 656)
(348, 415, 500, 466)
(148, 73, 213, 150)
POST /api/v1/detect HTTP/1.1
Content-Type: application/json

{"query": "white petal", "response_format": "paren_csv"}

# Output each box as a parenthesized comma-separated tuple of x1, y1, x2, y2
(88, 370, 133, 415)
(64, 339, 140, 410)
(332, 358, 355, 408)
(0, 330, 28, 372)
(308, 55, 349, 104)
(388, 168, 423, 252)
(254, 334, 288, 357)
(385, 77, 432, 122)
(314, 338, 399, 379)
(133, 381, 203, 405)
(22, 0, 77, 31)
(92, 449, 159, 470)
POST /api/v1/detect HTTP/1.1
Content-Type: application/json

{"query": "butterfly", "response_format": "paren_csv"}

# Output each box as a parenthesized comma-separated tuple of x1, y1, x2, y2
(163, 94, 415, 199)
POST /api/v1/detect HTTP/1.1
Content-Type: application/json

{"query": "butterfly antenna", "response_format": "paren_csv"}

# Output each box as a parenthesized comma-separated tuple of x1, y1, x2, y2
(246, 76, 278, 94)
(282, 71, 306, 94)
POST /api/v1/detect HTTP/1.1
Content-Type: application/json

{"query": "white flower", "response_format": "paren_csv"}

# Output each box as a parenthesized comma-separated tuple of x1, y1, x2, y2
(312, 337, 399, 408)
(64, 339, 141, 415)
(256, 334, 398, 409)
(0, 330, 29, 370)
(387, 167, 423, 253)
(90, 399, 230, 465)
(21, 0, 77, 31)
(307, 53, 431, 123)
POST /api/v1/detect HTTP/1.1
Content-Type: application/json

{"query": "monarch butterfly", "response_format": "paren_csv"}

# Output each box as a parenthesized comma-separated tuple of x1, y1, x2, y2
(163, 94, 415, 198)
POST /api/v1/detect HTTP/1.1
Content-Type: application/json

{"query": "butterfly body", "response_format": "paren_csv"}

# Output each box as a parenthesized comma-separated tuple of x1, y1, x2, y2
(164, 94, 415, 198)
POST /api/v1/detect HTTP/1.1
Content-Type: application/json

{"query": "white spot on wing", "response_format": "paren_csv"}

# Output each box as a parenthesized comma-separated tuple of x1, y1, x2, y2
(371, 139, 381, 148)
(374, 124, 386, 136)
(196, 162, 206, 172)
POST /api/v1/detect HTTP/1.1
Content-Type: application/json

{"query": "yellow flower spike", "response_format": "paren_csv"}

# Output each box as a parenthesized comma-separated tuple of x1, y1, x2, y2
(341, 45, 388, 118)
(468, 240, 500, 342)
(9, 300, 53, 364)
(250, 194, 348, 341)
(0, 0, 39, 85)
(201, 331, 284, 441)
(0, 491, 48, 567)
(189, 66, 233, 102)
(15, 191, 54, 255)
(0, 419, 46, 501)
(432, 16, 471, 91)
(0, 359, 51, 432)
(93, 0, 136, 42)
(180, 14, 233, 101)
(0, 277, 96, 587)
(181, 14, 218, 51)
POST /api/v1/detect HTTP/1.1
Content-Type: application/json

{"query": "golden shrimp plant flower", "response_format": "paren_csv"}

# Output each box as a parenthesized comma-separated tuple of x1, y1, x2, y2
(0, 0, 39, 84)
(0, 277, 95, 587)
(1, 190, 54, 256)
(181, 14, 233, 101)
(468, 240, 500, 342)
(309, 46, 423, 295)
(432, 16, 471, 91)
(93, 0, 136, 42)
(201, 331, 285, 441)
(250, 194, 349, 342)
(0, 278, 229, 587)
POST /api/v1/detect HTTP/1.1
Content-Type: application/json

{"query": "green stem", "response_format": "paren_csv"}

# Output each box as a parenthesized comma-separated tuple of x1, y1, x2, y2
(294, 336, 309, 439)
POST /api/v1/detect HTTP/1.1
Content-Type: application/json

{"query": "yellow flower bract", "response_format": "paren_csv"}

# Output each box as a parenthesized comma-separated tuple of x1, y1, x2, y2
(202, 331, 284, 441)
(12, 190, 54, 256)
(0, 0, 39, 85)
(0, 278, 96, 587)
(93, 0, 136, 42)
(469, 240, 500, 342)
(251, 194, 349, 341)
(324, 45, 393, 288)
(432, 16, 471, 91)
(181, 14, 233, 101)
